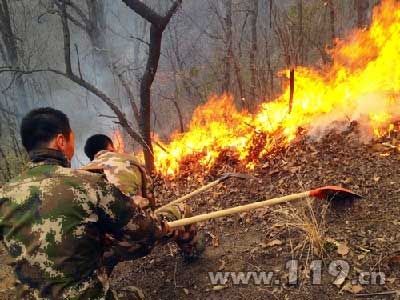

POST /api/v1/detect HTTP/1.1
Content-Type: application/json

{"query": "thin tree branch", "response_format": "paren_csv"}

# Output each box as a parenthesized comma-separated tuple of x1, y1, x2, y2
(67, 1, 91, 28)
(163, 0, 182, 28)
(121, 0, 165, 25)
(98, 114, 118, 119)
(153, 140, 170, 154)
(121, 0, 182, 29)
(64, 12, 87, 31)
(0, 104, 19, 117)
(60, 1, 72, 75)
(51, 0, 88, 31)
(131, 36, 150, 47)
(74, 43, 83, 79)
(118, 72, 140, 125)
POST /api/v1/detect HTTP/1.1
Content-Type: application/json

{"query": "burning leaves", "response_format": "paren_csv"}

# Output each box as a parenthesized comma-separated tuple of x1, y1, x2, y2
(151, 0, 400, 177)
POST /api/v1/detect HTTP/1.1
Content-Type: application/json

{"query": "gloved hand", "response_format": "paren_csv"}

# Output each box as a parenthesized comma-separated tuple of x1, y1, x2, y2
(155, 203, 195, 238)
(155, 203, 186, 237)
(156, 203, 187, 222)
(156, 204, 205, 261)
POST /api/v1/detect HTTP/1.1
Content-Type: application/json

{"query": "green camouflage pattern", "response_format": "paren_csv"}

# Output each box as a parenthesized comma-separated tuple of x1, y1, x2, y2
(0, 158, 167, 300)
(80, 151, 153, 201)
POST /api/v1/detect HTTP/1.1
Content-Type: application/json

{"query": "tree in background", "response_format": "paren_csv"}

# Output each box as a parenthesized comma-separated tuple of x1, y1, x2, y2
(355, 0, 370, 28)
(121, 0, 182, 173)
(0, 0, 29, 112)
(0, 0, 379, 177)
(0, 0, 182, 173)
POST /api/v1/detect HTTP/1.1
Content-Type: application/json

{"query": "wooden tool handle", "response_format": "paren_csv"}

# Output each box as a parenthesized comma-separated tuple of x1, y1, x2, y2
(155, 179, 222, 213)
(167, 191, 311, 229)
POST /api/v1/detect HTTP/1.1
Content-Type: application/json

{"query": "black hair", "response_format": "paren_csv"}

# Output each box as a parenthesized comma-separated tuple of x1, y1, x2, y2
(84, 134, 114, 161)
(20, 107, 72, 152)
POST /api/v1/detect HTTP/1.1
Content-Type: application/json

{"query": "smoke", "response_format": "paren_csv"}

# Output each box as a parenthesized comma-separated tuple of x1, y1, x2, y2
(309, 91, 399, 143)
(1, 0, 151, 167)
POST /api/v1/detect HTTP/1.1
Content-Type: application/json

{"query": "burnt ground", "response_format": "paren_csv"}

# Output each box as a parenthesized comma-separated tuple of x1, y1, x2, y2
(0, 125, 399, 299)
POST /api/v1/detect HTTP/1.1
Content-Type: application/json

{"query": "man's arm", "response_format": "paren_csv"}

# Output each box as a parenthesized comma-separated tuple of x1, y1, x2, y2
(94, 178, 185, 265)
(94, 175, 199, 266)
(96, 178, 165, 243)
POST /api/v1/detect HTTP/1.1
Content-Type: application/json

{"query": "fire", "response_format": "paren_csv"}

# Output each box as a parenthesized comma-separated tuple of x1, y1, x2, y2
(152, 0, 400, 176)
(112, 130, 125, 154)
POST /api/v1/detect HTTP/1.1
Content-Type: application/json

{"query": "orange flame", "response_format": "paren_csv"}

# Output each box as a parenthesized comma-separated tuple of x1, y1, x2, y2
(152, 0, 400, 176)
(112, 130, 125, 154)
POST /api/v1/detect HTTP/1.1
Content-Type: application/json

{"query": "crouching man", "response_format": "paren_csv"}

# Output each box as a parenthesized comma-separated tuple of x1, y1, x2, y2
(81, 134, 205, 267)
(0, 108, 195, 300)
(82, 134, 154, 209)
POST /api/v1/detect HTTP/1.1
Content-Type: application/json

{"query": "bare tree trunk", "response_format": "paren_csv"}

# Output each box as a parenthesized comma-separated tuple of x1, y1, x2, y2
(172, 99, 184, 134)
(0, 0, 29, 112)
(169, 25, 195, 100)
(249, 0, 258, 110)
(233, 56, 245, 103)
(85, 0, 124, 109)
(167, 43, 186, 134)
(354, 0, 370, 28)
(121, 0, 182, 173)
(297, 0, 304, 65)
(133, 19, 148, 80)
(222, 0, 232, 93)
(139, 24, 162, 173)
(62, 0, 108, 66)
(119, 73, 140, 124)
(0, 1, 18, 71)
(265, 38, 274, 100)
(327, 0, 335, 47)
(86, 0, 107, 57)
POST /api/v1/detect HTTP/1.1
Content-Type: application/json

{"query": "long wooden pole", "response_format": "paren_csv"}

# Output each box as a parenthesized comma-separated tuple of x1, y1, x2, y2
(156, 173, 250, 213)
(155, 180, 223, 213)
(167, 191, 311, 229)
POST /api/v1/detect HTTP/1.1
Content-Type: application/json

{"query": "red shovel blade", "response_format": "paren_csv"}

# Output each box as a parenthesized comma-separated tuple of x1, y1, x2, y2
(309, 186, 362, 202)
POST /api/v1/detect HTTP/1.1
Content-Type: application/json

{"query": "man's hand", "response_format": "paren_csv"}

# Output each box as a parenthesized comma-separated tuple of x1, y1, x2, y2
(132, 195, 151, 210)
(156, 203, 206, 260)
(155, 203, 187, 222)
(155, 203, 193, 237)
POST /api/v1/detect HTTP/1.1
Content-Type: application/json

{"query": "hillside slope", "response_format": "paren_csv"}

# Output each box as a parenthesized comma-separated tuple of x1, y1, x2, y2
(0, 125, 399, 299)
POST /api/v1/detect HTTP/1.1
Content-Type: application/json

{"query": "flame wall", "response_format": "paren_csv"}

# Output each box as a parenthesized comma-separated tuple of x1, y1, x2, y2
(153, 0, 400, 176)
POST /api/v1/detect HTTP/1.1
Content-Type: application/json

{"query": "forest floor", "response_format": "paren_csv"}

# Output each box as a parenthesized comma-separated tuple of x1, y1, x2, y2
(0, 123, 399, 299)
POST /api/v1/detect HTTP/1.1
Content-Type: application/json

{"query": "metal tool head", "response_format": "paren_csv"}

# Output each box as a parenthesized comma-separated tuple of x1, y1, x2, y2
(309, 186, 363, 203)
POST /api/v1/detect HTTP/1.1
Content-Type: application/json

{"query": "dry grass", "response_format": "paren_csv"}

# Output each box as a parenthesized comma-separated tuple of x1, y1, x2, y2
(275, 197, 330, 260)
(270, 197, 330, 285)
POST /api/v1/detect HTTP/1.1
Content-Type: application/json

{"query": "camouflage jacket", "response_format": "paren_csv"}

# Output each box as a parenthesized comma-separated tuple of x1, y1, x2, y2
(80, 151, 153, 206)
(0, 149, 168, 300)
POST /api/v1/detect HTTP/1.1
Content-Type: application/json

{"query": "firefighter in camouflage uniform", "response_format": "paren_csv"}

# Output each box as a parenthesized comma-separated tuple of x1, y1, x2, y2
(81, 134, 154, 210)
(81, 134, 204, 271)
(0, 108, 195, 300)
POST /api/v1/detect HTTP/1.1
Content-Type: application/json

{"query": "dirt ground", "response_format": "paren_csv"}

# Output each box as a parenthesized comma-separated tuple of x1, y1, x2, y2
(0, 124, 399, 299)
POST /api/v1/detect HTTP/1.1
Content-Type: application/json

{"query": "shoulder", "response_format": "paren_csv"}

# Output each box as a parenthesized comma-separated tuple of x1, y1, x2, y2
(81, 151, 144, 173)
(55, 166, 105, 183)
(54, 167, 115, 195)
(0, 166, 108, 201)
(97, 151, 143, 166)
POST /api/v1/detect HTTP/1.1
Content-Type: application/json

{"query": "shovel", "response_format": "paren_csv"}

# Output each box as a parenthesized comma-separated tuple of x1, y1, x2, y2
(166, 186, 362, 229)
(155, 173, 253, 213)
